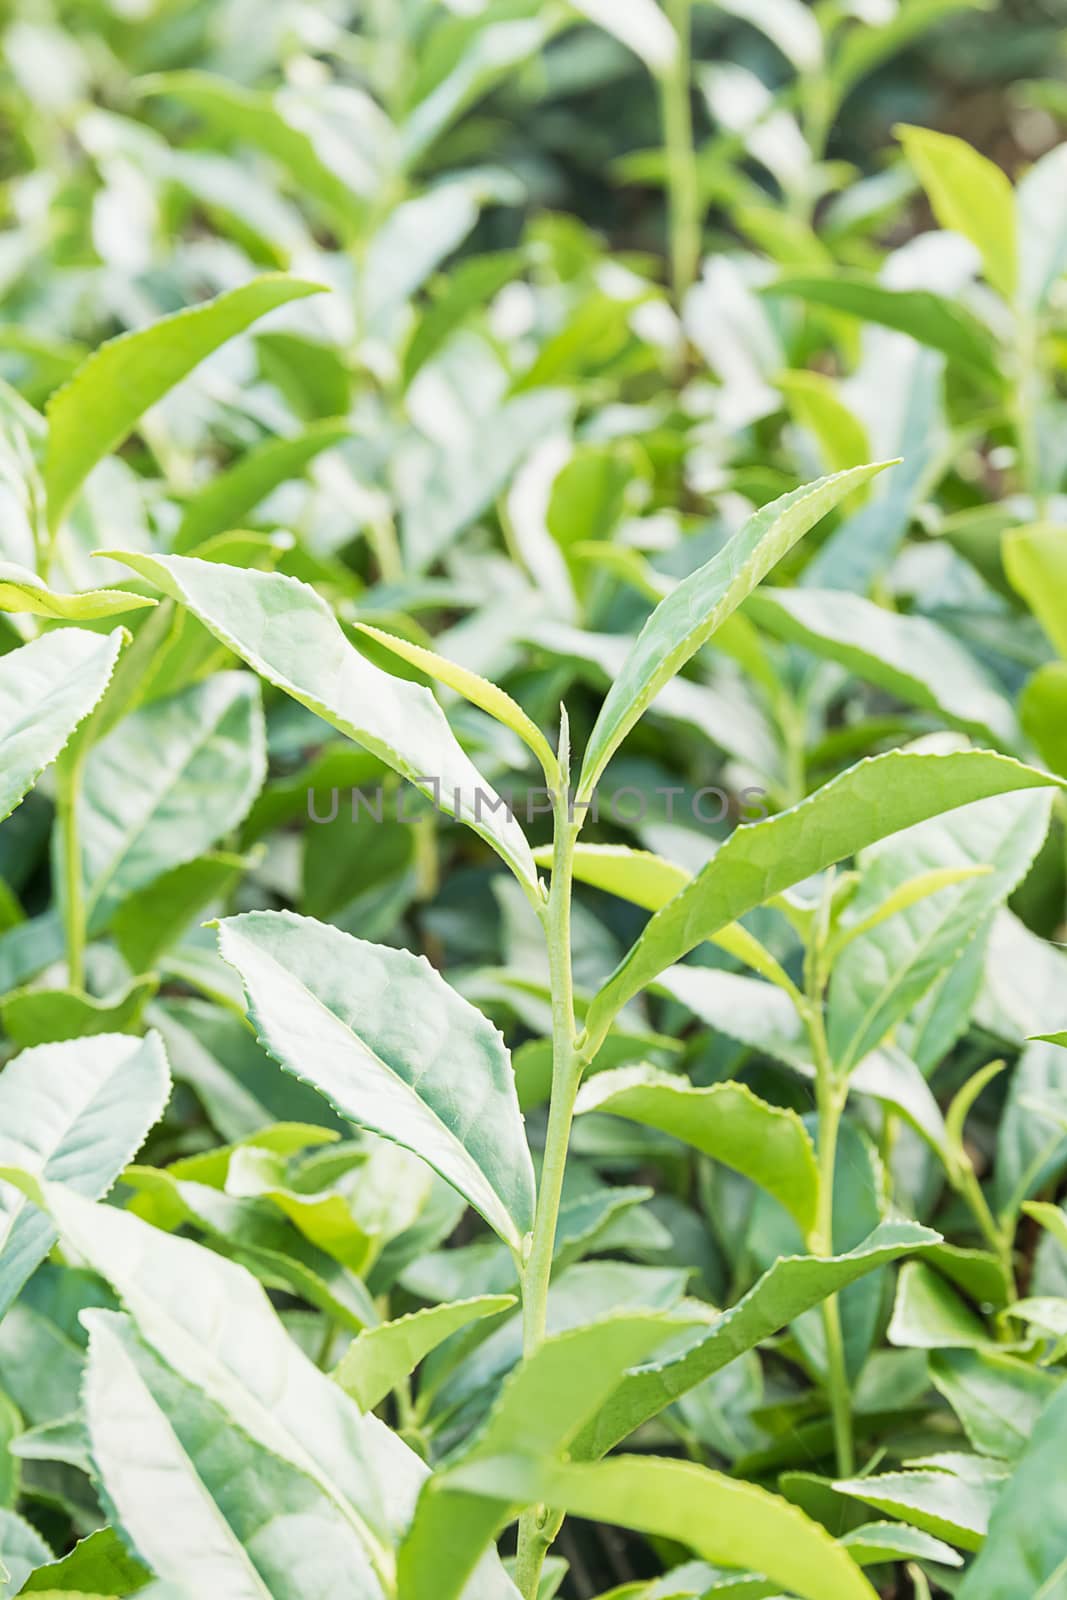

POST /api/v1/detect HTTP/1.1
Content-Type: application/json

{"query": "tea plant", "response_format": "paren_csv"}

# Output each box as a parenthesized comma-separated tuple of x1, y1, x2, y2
(2, 2, 1067, 1598)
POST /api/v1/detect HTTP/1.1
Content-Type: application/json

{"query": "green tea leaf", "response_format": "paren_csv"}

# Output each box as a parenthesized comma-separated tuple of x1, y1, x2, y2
(896, 125, 1017, 300)
(574, 1222, 939, 1458)
(106, 553, 539, 897)
(832, 1465, 1001, 1552)
(747, 588, 1018, 746)
(216, 910, 537, 1252)
(765, 275, 1000, 379)
(0, 1032, 170, 1318)
(174, 420, 351, 553)
(46, 275, 324, 530)
(887, 1262, 990, 1350)
(576, 464, 893, 798)
(957, 1380, 1067, 1595)
(576, 1067, 819, 1234)
(930, 1348, 1061, 1461)
(1003, 521, 1067, 660)
(0, 629, 123, 826)
(0, 562, 154, 620)
(584, 751, 1061, 1056)
(447, 1456, 879, 1600)
(0, 973, 158, 1047)
(77, 673, 266, 931)
(334, 1295, 516, 1411)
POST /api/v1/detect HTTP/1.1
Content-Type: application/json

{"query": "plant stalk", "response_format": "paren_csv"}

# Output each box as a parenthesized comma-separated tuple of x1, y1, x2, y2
(515, 782, 581, 1598)
(55, 755, 86, 991)
(660, 0, 700, 307)
(813, 1067, 854, 1478)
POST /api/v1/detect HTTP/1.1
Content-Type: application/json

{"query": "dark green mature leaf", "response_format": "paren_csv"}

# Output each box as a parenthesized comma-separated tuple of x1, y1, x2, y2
(0, 629, 123, 826)
(747, 588, 1018, 746)
(0, 1033, 170, 1319)
(444, 1456, 880, 1600)
(832, 1464, 1002, 1552)
(0, 973, 158, 1046)
(827, 790, 1051, 1072)
(576, 1067, 819, 1234)
(930, 1348, 1061, 1461)
(583, 752, 1062, 1056)
(77, 672, 265, 931)
(216, 910, 536, 1252)
(764, 275, 1000, 378)
(576, 464, 893, 798)
(83, 1311, 388, 1598)
(45, 275, 324, 530)
(574, 1222, 939, 1458)
(957, 1380, 1067, 1595)
(887, 1262, 989, 1350)
(108, 553, 539, 896)
(174, 420, 351, 553)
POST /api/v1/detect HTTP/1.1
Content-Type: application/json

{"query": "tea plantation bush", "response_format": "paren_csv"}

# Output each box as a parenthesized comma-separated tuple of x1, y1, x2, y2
(1, 2, 1067, 1596)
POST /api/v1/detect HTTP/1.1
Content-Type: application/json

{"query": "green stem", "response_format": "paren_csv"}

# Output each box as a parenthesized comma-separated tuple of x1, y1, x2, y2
(55, 754, 86, 991)
(1014, 309, 1046, 515)
(659, 0, 700, 307)
(514, 782, 580, 1599)
(956, 1162, 1015, 1296)
(813, 1068, 854, 1478)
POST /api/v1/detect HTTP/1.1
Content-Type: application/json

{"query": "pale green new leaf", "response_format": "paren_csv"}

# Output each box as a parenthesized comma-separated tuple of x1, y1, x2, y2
(583, 751, 1061, 1057)
(216, 910, 536, 1251)
(357, 624, 558, 781)
(576, 464, 893, 799)
(106, 552, 539, 897)
(897, 125, 1017, 301)
(0, 1032, 170, 1318)
(0, 628, 123, 825)
(1003, 522, 1067, 661)
(576, 1067, 819, 1235)
(445, 1456, 879, 1600)
(0, 562, 154, 620)
(334, 1296, 516, 1411)
(45, 275, 324, 530)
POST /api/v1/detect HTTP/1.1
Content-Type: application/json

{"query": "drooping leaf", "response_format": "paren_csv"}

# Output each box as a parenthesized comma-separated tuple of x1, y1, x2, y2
(0, 973, 158, 1047)
(106, 552, 539, 896)
(567, 0, 678, 71)
(583, 751, 1061, 1055)
(0, 1032, 170, 1319)
(576, 1067, 819, 1234)
(45, 275, 324, 530)
(0, 628, 123, 826)
(576, 464, 893, 798)
(832, 1464, 1002, 1552)
(216, 910, 537, 1252)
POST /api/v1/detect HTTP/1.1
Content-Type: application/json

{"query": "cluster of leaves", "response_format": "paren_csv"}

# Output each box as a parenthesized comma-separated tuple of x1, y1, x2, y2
(3, 1, 1067, 1597)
